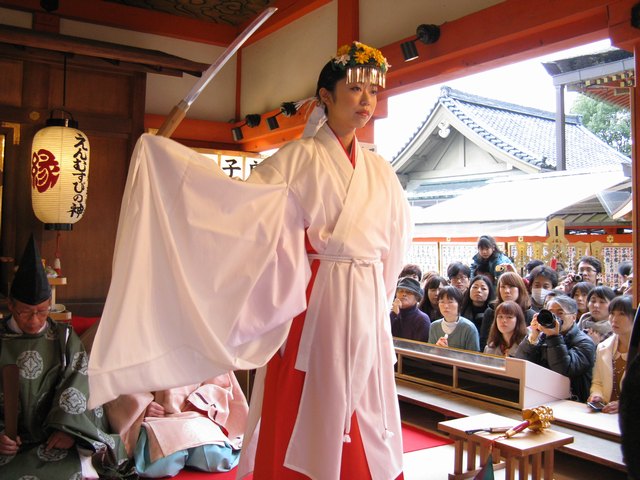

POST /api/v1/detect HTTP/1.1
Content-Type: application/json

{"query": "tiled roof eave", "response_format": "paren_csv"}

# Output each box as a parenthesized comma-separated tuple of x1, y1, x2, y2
(441, 97, 547, 168)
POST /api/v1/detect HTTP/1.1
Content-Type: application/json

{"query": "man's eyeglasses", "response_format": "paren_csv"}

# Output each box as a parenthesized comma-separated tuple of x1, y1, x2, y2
(578, 267, 597, 274)
(15, 308, 51, 320)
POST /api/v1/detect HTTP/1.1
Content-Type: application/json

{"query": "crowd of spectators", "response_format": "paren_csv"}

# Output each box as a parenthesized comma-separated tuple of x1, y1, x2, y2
(390, 235, 636, 413)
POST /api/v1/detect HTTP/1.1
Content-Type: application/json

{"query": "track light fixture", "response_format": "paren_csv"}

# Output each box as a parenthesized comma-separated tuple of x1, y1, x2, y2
(266, 102, 299, 131)
(267, 115, 280, 130)
(231, 126, 244, 141)
(231, 113, 262, 141)
(231, 100, 311, 140)
(400, 24, 441, 62)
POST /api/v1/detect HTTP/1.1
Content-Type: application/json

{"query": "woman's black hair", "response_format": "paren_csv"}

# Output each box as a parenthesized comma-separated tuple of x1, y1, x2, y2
(399, 264, 422, 282)
(577, 255, 603, 274)
(525, 259, 544, 274)
(586, 285, 616, 303)
(528, 265, 559, 288)
(437, 285, 463, 313)
(618, 260, 633, 277)
(447, 262, 471, 280)
(462, 274, 495, 309)
(477, 235, 501, 256)
(569, 281, 595, 298)
(315, 61, 347, 113)
(426, 275, 448, 291)
(609, 295, 635, 317)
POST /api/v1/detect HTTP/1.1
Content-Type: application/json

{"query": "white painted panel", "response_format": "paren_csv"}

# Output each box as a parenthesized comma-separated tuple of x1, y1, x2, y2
(0, 7, 32, 28)
(241, 2, 337, 116)
(361, 0, 503, 48)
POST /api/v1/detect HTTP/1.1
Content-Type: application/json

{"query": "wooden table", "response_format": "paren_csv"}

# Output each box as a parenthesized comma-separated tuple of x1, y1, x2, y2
(438, 413, 574, 480)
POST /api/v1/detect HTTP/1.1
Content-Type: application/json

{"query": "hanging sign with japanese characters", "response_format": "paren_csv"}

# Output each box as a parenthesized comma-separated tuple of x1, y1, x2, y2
(31, 125, 90, 227)
(199, 150, 266, 180)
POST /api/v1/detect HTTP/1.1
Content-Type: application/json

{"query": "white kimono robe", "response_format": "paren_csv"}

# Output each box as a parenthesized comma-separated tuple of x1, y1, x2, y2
(88, 125, 412, 480)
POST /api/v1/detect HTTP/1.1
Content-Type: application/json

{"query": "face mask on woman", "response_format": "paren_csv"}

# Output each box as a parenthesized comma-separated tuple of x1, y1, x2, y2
(531, 287, 552, 305)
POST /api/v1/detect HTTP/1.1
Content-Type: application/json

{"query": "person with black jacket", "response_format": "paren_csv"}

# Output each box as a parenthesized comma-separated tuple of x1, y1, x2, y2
(515, 295, 595, 402)
(390, 277, 431, 342)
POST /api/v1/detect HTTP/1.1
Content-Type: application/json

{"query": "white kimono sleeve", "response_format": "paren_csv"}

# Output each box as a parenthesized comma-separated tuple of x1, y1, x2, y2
(88, 135, 308, 408)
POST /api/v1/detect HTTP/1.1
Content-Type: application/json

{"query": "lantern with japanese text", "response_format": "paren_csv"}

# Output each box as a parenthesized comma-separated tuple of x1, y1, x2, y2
(30, 113, 90, 230)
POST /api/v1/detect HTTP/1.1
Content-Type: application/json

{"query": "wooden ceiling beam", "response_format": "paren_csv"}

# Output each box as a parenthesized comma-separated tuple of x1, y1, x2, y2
(0, 43, 191, 77)
(337, 0, 359, 46)
(145, 114, 234, 144)
(608, 0, 640, 50)
(0, 24, 209, 77)
(0, 0, 237, 46)
(0, 0, 331, 47)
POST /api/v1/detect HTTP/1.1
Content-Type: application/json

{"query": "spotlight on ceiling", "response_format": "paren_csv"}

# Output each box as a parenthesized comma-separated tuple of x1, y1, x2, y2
(401, 24, 441, 62)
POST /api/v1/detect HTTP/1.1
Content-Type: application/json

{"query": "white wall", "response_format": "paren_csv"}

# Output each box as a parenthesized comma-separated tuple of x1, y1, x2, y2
(241, 2, 337, 117)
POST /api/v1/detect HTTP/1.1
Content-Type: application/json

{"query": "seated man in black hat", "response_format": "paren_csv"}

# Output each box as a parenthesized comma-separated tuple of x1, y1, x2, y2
(390, 277, 431, 343)
(0, 235, 130, 478)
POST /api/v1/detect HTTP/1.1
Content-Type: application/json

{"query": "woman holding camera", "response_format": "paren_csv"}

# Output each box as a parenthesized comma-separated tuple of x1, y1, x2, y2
(588, 295, 635, 413)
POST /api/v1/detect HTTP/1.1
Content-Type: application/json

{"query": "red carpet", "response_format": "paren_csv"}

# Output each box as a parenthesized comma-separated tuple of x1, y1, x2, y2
(401, 422, 453, 453)
(169, 423, 451, 479)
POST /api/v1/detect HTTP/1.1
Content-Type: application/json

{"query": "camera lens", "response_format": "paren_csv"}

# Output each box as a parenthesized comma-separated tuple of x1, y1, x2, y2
(573, 274, 583, 282)
(537, 309, 557, 329)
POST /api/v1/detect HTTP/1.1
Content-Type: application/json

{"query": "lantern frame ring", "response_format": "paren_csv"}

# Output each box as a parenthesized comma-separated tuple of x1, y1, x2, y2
(46, 108, 79, 129)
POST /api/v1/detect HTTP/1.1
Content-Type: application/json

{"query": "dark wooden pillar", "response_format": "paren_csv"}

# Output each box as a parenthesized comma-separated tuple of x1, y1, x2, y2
(632, 44, 640, 304)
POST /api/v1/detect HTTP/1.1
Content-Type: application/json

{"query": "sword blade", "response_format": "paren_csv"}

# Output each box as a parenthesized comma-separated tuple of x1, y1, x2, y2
(183, 7, 277, 107)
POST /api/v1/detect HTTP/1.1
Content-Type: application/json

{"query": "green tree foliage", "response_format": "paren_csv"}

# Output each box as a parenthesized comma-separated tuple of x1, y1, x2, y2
(571, 94, 631, 157)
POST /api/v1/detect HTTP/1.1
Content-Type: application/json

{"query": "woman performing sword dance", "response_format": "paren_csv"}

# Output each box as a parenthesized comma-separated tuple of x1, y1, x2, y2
(88, 41, 412, 480)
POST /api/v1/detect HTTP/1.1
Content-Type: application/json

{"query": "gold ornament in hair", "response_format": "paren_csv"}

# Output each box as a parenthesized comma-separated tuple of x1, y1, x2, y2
(331, 41, 389, 88)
